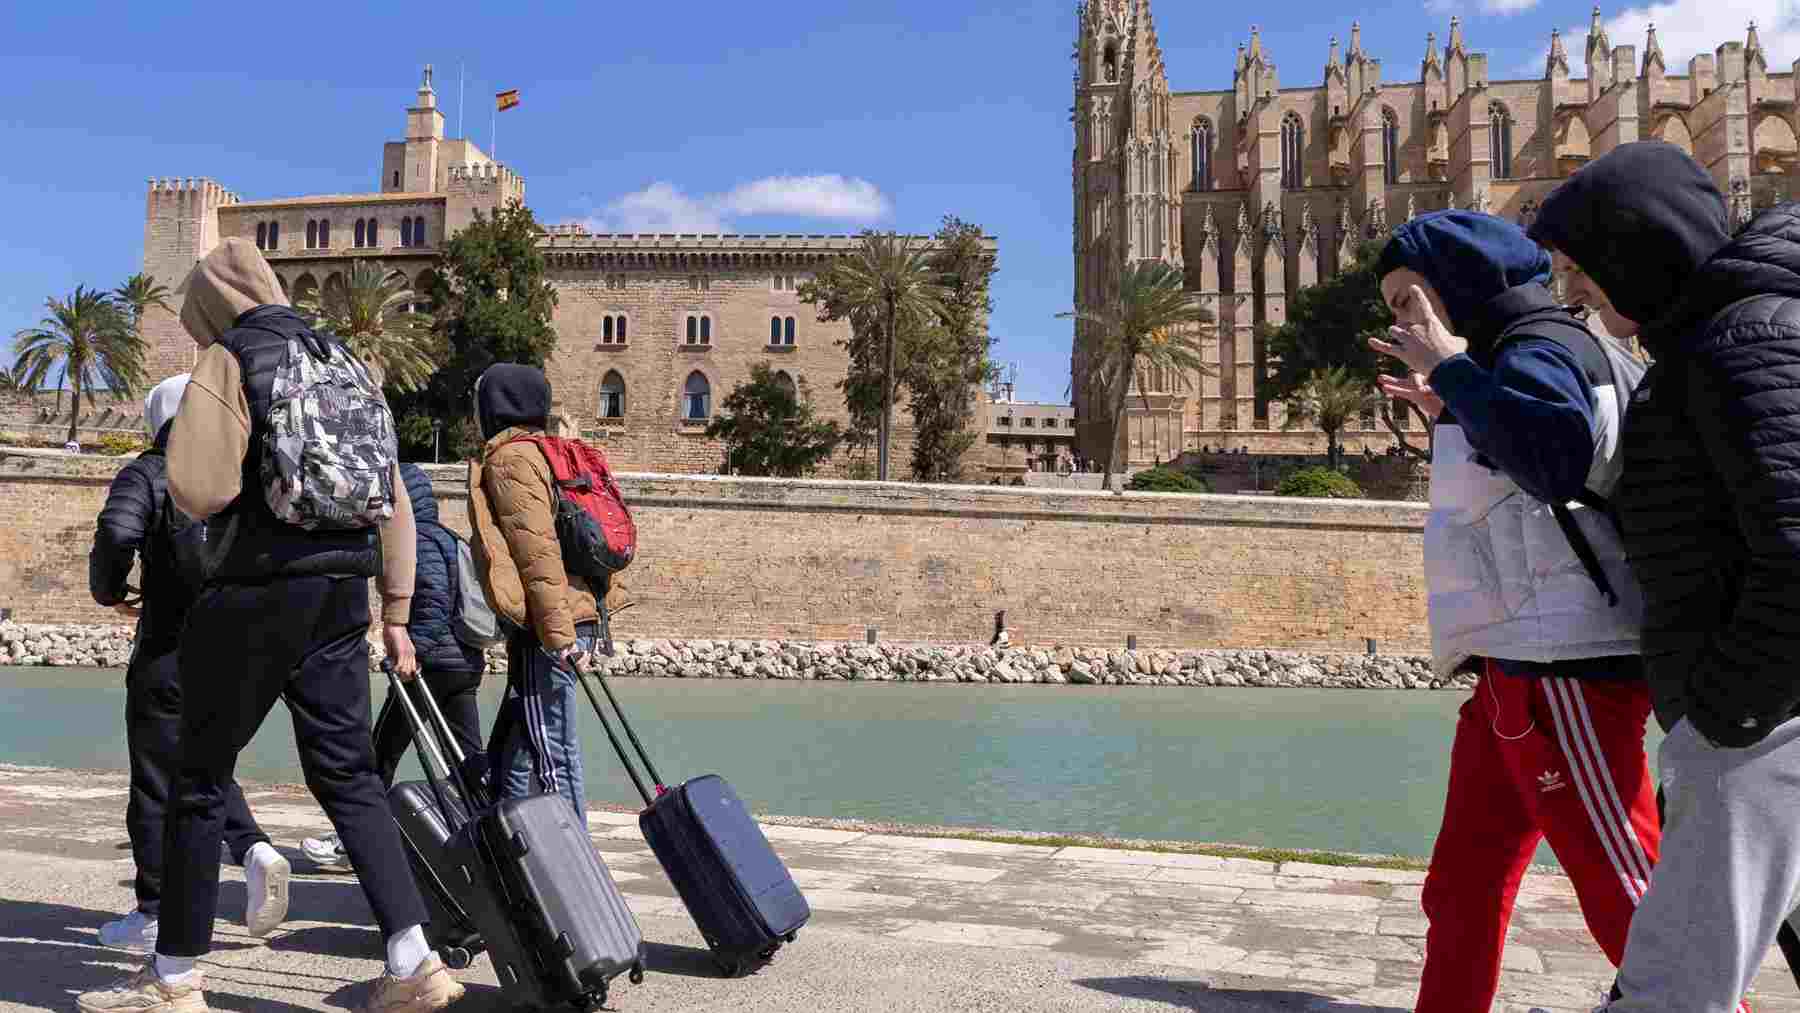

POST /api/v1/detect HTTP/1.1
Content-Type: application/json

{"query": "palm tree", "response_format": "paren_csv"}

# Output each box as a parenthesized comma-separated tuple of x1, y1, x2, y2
(1060, 261, 1215, 491)
(818, 233, 949, 481)
(295, 261, 444, 392)
(13, 286, 145, 446)
(113, 273, 173, 342)
(1280, 366, 1376, 472)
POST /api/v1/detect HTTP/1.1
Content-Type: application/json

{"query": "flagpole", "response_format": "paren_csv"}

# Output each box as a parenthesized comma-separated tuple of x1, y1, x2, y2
(458, 62, 465, 140)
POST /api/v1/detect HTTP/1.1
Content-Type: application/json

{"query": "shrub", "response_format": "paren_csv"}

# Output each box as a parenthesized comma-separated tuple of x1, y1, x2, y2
(1275, 466, 1364, 499)
(95, 433, 148, 456)
(1126, 466, 1211, 494)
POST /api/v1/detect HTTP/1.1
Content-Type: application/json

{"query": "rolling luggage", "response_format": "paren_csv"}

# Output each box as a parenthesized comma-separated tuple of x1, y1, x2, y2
(382, 665, 647, 1009)
(579, 646, 811, 977)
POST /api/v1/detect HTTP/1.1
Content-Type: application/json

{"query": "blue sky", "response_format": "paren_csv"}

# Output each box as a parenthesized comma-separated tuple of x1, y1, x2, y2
(1, 0, 1781, 401)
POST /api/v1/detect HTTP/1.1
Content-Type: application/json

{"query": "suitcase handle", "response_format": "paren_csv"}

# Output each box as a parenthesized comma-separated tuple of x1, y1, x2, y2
(578, 602, 668, 807)
(382, 662, 466, 827)
(403, 662, 495, 812)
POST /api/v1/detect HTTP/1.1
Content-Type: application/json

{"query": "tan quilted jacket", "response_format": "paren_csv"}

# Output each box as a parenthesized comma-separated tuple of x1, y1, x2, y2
(467, 426, 599, 650)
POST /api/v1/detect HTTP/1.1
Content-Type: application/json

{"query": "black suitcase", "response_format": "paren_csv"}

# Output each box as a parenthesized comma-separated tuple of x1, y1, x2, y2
(579, 636, 811, 977)
(387, 778, 483, 969)
(383, 665, 647, 1009)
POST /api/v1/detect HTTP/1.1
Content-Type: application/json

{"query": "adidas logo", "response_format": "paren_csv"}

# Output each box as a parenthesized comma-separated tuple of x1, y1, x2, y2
(1538, 770, 1567, 793)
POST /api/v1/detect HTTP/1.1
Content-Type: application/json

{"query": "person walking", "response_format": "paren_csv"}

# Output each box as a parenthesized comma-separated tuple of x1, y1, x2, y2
(75, 238, 461, 1013)
(88, 373, 289, 951)
(466, 363, 599, 830)
(1528, 139, 1800, 1013)
(1369, 211, 1659, 1012)
(304, 462, 487, 870)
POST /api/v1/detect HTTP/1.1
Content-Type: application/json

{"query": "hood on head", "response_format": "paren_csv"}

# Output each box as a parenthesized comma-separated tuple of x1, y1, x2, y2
(1528, 141, 1729, 337)
(475, 363, 552, 440)
(399, 462, 438, 524)
(1632, 202, 1800, 356)
(176, 238, 288, 347)
(1374, 209, 1552, 337)
(143, 373, 190, 441)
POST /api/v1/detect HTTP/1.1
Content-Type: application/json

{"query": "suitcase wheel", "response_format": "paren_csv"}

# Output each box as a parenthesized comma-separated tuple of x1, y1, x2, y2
(441, 946, 472, 970)
(579, 984, 606, 1011)
(784, 931, 798, 944)
(629, 963, 645, 985)
(713, 956, 743, 978)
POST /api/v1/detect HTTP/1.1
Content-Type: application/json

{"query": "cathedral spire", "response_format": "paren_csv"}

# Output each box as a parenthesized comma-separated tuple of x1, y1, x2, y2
(1328, 35, 1340, 67)
(1643, 21, 1664, 73)
(1349, 21, 1363, 58)
(1423, 31, 1440, 75)
(1248, 24, 1263, 62)
(1447, 16, 1464, 56)
(1747, 20, 1767, 70)
(1586, 6, 1611, 60)
(1546, 28, 1569, 77)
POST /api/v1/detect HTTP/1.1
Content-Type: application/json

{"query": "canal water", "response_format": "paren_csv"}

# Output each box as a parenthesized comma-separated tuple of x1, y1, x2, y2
(0, 667, 1657, 861)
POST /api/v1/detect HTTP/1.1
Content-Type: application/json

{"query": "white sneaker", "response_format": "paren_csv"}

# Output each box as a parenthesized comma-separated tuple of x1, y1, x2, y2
(97, 911, 158, 951)
(243, 843, 290, 937)
(301, 832, 351, 871)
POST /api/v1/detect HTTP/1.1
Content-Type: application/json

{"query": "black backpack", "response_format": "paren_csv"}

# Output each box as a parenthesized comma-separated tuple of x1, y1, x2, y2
(153, 473, 211, 598)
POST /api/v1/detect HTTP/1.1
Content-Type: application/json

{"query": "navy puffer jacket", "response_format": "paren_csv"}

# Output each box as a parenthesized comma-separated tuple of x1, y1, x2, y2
(402, 464, 485, 673)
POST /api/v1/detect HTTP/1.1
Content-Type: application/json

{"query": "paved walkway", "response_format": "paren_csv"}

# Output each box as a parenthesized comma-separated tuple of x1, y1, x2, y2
(0, 765, 1795, 1012)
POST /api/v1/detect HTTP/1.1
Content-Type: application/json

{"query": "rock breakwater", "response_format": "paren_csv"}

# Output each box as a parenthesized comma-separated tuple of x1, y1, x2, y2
(0, 620, 1467, 690)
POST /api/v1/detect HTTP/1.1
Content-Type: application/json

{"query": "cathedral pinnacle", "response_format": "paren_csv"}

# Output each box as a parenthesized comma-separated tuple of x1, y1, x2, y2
(1349, 21, 1362, 57)
(1423, 31, 1441, 74)
(1328, 35, 1340, 67)
(1248, 25, 1263, 61)
(1547, 28, 1569, 76)
(1643, 21, 1664, 72)
(1447, 16, 1465, 55)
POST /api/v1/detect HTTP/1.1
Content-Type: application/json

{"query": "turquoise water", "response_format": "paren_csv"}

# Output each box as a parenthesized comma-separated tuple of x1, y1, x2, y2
(0, 667, 1658, 860)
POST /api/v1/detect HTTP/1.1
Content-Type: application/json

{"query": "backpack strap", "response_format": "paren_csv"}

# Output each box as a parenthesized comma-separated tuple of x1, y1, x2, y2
(1550, 502, 1620, 607)
(506, 434, 594, 493)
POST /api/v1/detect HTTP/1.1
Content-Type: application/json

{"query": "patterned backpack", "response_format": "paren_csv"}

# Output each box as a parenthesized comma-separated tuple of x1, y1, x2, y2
(262, 334, 397, 530)
(507, 433, 636, 578)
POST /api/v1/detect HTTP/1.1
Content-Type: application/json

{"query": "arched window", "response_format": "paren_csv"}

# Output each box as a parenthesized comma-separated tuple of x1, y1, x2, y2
(367, 218, 379, 247)
(268, 222, 279, 250)
(773, 371, 797, 401)
(393, 170, 401, 188)
(784, 316, 796, 346)
(683, 372, 711, 420)
(616, 314, 628, 342)
(306, 220, 318, 249)
(599, 371, 625, 419)
(770, 316, 782, 345)
(687, 316, 698, 343)
(700, 316, 712, 344)
(319, 219, 331, 248)
(354, 219, 366, 248)
(1191, 118, 1214, 191)
(1382, 109, 1400, 185)
(256, 222, 267, 250)
(413, 217, 427, 246)
(1489, 102, 1514, 179)
(603, 317, 615, 343)
(1281, 113, 1305, 189)
(400, 218, 413, 248)
(292, 273, 318, 307)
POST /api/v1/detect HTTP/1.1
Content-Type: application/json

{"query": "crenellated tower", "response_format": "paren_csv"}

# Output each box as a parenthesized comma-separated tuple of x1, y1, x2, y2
(141, 177, 241, 384)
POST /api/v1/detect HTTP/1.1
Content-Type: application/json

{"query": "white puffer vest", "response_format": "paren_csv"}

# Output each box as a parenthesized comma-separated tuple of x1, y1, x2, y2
(1424, 333, 1645, 677)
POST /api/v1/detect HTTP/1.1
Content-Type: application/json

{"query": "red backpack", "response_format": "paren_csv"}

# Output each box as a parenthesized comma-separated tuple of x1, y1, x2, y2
(506, 434, 636, 577)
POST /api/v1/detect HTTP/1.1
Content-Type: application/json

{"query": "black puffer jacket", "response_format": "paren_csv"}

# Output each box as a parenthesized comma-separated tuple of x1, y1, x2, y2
(1534, 142, 1800, 746)
(89, 423, 191, 666)
(401, 463, 484, 674)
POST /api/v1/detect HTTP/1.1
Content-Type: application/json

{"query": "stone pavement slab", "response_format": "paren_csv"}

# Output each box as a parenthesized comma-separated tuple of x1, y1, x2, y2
(0, 765, 1797, 1012)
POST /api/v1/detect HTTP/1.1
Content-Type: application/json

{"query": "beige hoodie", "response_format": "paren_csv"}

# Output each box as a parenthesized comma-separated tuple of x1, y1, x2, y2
(167, 237, 415, 624)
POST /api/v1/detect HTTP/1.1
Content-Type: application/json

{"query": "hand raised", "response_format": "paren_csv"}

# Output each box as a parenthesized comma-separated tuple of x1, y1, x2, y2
(1367, 284, 1468, 377)
(1376, 372, 1445, 422)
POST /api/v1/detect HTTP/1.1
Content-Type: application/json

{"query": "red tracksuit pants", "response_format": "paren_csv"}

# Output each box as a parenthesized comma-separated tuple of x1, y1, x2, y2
(1417, 661, 1660, 1012)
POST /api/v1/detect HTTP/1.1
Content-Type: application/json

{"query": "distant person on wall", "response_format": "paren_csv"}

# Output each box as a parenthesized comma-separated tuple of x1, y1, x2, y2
(467, 363, 600, 830)
(1529, 140, 1800, 1013)
(1369, 210, 1659, 1013)
(75, 238, 462, 1013)
(87, 372, 289, 953)
(303, 462, 487, 871)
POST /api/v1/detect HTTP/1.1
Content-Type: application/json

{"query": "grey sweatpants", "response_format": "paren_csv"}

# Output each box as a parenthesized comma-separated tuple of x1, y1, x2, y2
(1609, 715, 1800, 1012)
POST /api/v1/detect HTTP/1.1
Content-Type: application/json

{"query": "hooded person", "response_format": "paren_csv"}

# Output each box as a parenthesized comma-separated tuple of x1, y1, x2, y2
(1368, 210, 1659, 1013)
(465, 363, 601, 831)
(86, 372, 287, 957)
(1530, 140, 1800, 1013)
(76, 238, 465, 1013)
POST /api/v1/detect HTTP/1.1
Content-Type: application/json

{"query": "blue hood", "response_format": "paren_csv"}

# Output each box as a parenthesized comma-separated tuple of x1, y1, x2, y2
(400, 462, 438, 526)
(1375, 210, 1552, 337)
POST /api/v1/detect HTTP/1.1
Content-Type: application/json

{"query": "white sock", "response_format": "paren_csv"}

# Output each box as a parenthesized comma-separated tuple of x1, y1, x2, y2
(385, 924, 431, 978)
(245, 841, 280, 868)
(154, 953, 199, 986)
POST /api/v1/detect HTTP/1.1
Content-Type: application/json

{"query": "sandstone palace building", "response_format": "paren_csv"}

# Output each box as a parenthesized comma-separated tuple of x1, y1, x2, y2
(137, 68, 995, 477)
(1072, 0, 1798, 467)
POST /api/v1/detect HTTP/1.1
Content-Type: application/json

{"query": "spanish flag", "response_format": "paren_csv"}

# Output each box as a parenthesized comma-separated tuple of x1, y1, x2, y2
(496, 89, 520, 112)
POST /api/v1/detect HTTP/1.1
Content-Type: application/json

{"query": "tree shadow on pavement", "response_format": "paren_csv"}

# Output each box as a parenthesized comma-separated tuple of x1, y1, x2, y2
(1075, 977, 1408, 1011)
(0, 899, 301, 1013)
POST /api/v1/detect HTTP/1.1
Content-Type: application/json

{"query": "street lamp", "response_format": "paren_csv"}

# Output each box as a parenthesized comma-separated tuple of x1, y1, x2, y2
(432, 419, 444, 464)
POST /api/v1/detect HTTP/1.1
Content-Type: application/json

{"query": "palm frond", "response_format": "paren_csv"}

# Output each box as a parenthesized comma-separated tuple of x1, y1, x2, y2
(295, 261, 444, 392)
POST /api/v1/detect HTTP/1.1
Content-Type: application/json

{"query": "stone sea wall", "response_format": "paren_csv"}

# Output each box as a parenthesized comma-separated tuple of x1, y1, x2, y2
(0, 621, 1468, 691)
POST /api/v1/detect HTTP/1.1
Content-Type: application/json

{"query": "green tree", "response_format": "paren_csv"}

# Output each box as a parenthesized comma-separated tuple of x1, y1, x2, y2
(705, 363, 844, 477)
(112, 273, 172, 345)
(905, 217, 998, 482)
(295, 260, 444, 393)
(1281, 366, 1377, 471)
(800, 231, 948, 481)
(1275, 466, 1364, 499)
(1059, 261, 1215, 491)
(390, 200, 558, 460)
(1260, 238, 1429, 460)
(12, 286, 145, 446)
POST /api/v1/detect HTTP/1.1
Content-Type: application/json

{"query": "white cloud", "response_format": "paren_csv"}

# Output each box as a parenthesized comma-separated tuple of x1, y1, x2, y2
(581, 175, 891, 234)
(1484, 0, 1541, 15)
(1530, 0, 1799, 79)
